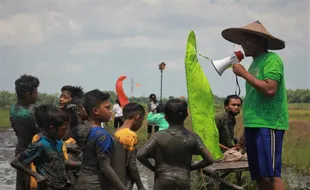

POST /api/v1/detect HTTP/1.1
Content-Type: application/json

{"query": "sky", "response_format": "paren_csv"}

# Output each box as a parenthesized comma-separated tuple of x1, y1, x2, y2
(0, 0, 309, 98)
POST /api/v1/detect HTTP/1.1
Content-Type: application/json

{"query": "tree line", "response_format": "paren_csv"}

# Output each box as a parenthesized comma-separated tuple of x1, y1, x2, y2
(0, 89, 309, 109)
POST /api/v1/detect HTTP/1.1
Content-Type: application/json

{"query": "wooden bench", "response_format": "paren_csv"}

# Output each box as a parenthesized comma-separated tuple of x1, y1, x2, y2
(201, 161, 252, 190)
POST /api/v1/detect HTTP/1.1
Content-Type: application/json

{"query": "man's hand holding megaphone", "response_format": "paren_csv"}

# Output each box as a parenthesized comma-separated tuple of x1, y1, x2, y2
(232, 63, 247, 77)
(232, 60, 278, 97)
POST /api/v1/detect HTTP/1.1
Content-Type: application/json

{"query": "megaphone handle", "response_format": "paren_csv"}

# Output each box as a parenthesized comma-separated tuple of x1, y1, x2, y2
(235, 74, 241, 96)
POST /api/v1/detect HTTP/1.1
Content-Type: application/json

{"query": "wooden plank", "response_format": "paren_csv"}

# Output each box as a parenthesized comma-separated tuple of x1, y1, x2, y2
(201, 161, 248, 175)
(217, 177, 244, 190)
(208, 161, 249, 170)
(195, 161, 252, 189)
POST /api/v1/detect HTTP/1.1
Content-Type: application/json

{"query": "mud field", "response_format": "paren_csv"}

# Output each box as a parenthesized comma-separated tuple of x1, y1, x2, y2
(0, 129, 154, 190)
(0, 129, 309, 190)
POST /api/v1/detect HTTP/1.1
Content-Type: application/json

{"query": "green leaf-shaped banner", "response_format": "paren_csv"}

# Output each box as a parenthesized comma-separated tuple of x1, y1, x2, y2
(185, 31, 223, 160)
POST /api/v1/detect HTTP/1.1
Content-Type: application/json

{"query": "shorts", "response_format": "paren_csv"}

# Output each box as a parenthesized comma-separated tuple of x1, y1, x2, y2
(153, 178, 190, 190)
(147, 124, 159, 133)
(244, 127, 285, 180)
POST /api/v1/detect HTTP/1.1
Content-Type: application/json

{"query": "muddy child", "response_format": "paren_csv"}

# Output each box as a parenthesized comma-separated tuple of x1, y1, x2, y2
(29, 104, 76, 190)
(10, 74, 40, 190)
(10, 104, 81, 190)
(137, 99, 214, 190)
(58, 85, 87, 158)
(59, 85, 87, 130)
(29, 128, 71, 190)
(113, 103, 146, 190)
(75, 89, 127, 190)
(58, 85, 87, 187)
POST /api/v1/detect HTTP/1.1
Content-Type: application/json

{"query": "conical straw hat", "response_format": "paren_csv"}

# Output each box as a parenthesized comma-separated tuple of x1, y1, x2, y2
(221, 20, 285, 50)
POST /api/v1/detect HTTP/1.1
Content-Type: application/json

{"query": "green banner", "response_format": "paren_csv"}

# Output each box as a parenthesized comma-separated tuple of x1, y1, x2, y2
(184, 31, 223, 160)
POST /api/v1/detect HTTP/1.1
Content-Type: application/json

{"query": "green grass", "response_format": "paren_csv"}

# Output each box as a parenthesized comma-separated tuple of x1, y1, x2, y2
(0, 109, 9, 128)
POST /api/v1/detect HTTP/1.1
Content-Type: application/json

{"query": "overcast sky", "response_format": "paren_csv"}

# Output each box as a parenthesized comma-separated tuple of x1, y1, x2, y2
(0, 0, 309, 98)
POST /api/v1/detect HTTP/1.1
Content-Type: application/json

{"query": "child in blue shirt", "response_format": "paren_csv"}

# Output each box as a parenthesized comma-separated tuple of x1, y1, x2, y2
(147, 103, 169, 131)
(75, 89, 127, 190)
(11, 104, 80, 190)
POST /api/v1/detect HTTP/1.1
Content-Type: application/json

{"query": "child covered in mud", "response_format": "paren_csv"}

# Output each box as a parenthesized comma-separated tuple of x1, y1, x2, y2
(75, 89, 127, 190)
(147, 103, 169, 131)
(10, 74, 41, 190)
(58, 85, 87, 160)
(29, 106, 71, 190)
(113, 103, 146, 190)
(10, 104, 81, 190)
(59, 85, 87, 130)
(58, 85, 87, 186)
(137, 99, 214, 190)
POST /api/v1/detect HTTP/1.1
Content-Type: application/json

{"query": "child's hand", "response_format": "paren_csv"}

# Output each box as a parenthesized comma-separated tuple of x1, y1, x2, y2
(36, 174, 47, 183)
(36, 175, 47, 184)
(65, 104, 79, 113)
(36, 174, 49, 188)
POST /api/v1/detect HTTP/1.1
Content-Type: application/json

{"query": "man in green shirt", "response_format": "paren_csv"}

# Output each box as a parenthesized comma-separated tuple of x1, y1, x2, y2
(221, 20, 288, 190)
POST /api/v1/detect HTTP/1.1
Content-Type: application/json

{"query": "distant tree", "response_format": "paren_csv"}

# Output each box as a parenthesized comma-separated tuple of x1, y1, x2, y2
(37, 93, 59, 105)
(1, 89, 310, 109)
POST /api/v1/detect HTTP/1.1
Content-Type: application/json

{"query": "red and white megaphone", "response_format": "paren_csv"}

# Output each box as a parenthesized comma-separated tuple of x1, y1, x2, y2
(211, 51, 244, 76)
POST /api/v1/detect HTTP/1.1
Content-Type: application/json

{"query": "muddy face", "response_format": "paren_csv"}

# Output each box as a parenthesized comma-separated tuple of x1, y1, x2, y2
(59, 91, 72, 108)
(93, 100, 112, 123)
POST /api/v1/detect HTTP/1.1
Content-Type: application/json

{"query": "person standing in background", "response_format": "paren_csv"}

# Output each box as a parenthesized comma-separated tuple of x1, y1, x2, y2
(147, 94, 159, 139)
(147, 103, 169, 131)
(112, 99, 124, 129)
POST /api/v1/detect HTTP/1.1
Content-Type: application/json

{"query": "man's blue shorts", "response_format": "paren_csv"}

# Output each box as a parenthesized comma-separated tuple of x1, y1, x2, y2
(244, 127, 285, 180)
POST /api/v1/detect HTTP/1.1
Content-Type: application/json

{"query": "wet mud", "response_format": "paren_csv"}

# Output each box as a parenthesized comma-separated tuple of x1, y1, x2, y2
(0, 129, 309, 190)
(0, 129, 154, 190)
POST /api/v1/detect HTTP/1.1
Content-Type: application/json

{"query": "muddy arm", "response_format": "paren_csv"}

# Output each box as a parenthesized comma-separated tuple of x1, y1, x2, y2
(97, 154, 127, 190)
(191, 134, 214, 171)
(94, 131, 127, 190)
(10, 143, 47, 185)
(64, 104, 80, 129)
(191, 148, 214, 171)
(137, 137, 156, 172)
(10, 158, 45, 182)
(66, 160, 81, 170)
(128, 149, 145, 190)
(65, 143, 81, 154)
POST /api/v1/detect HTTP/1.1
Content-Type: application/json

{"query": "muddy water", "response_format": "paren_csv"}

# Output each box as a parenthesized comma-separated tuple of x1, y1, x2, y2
(0, 129, 309, 190)
(0, 129, 16, 190)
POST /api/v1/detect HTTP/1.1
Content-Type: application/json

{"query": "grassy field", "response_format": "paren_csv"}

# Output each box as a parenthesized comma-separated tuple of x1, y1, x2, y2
(1, 103, 310, 188)
(0, 109, 10, 129)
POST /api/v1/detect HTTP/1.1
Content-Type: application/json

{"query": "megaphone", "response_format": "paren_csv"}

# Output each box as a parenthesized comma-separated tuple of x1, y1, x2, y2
(211, 51, 244, 76)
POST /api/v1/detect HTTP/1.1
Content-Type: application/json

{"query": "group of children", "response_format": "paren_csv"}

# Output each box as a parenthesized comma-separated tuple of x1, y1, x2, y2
(9, 74, 214, 190)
